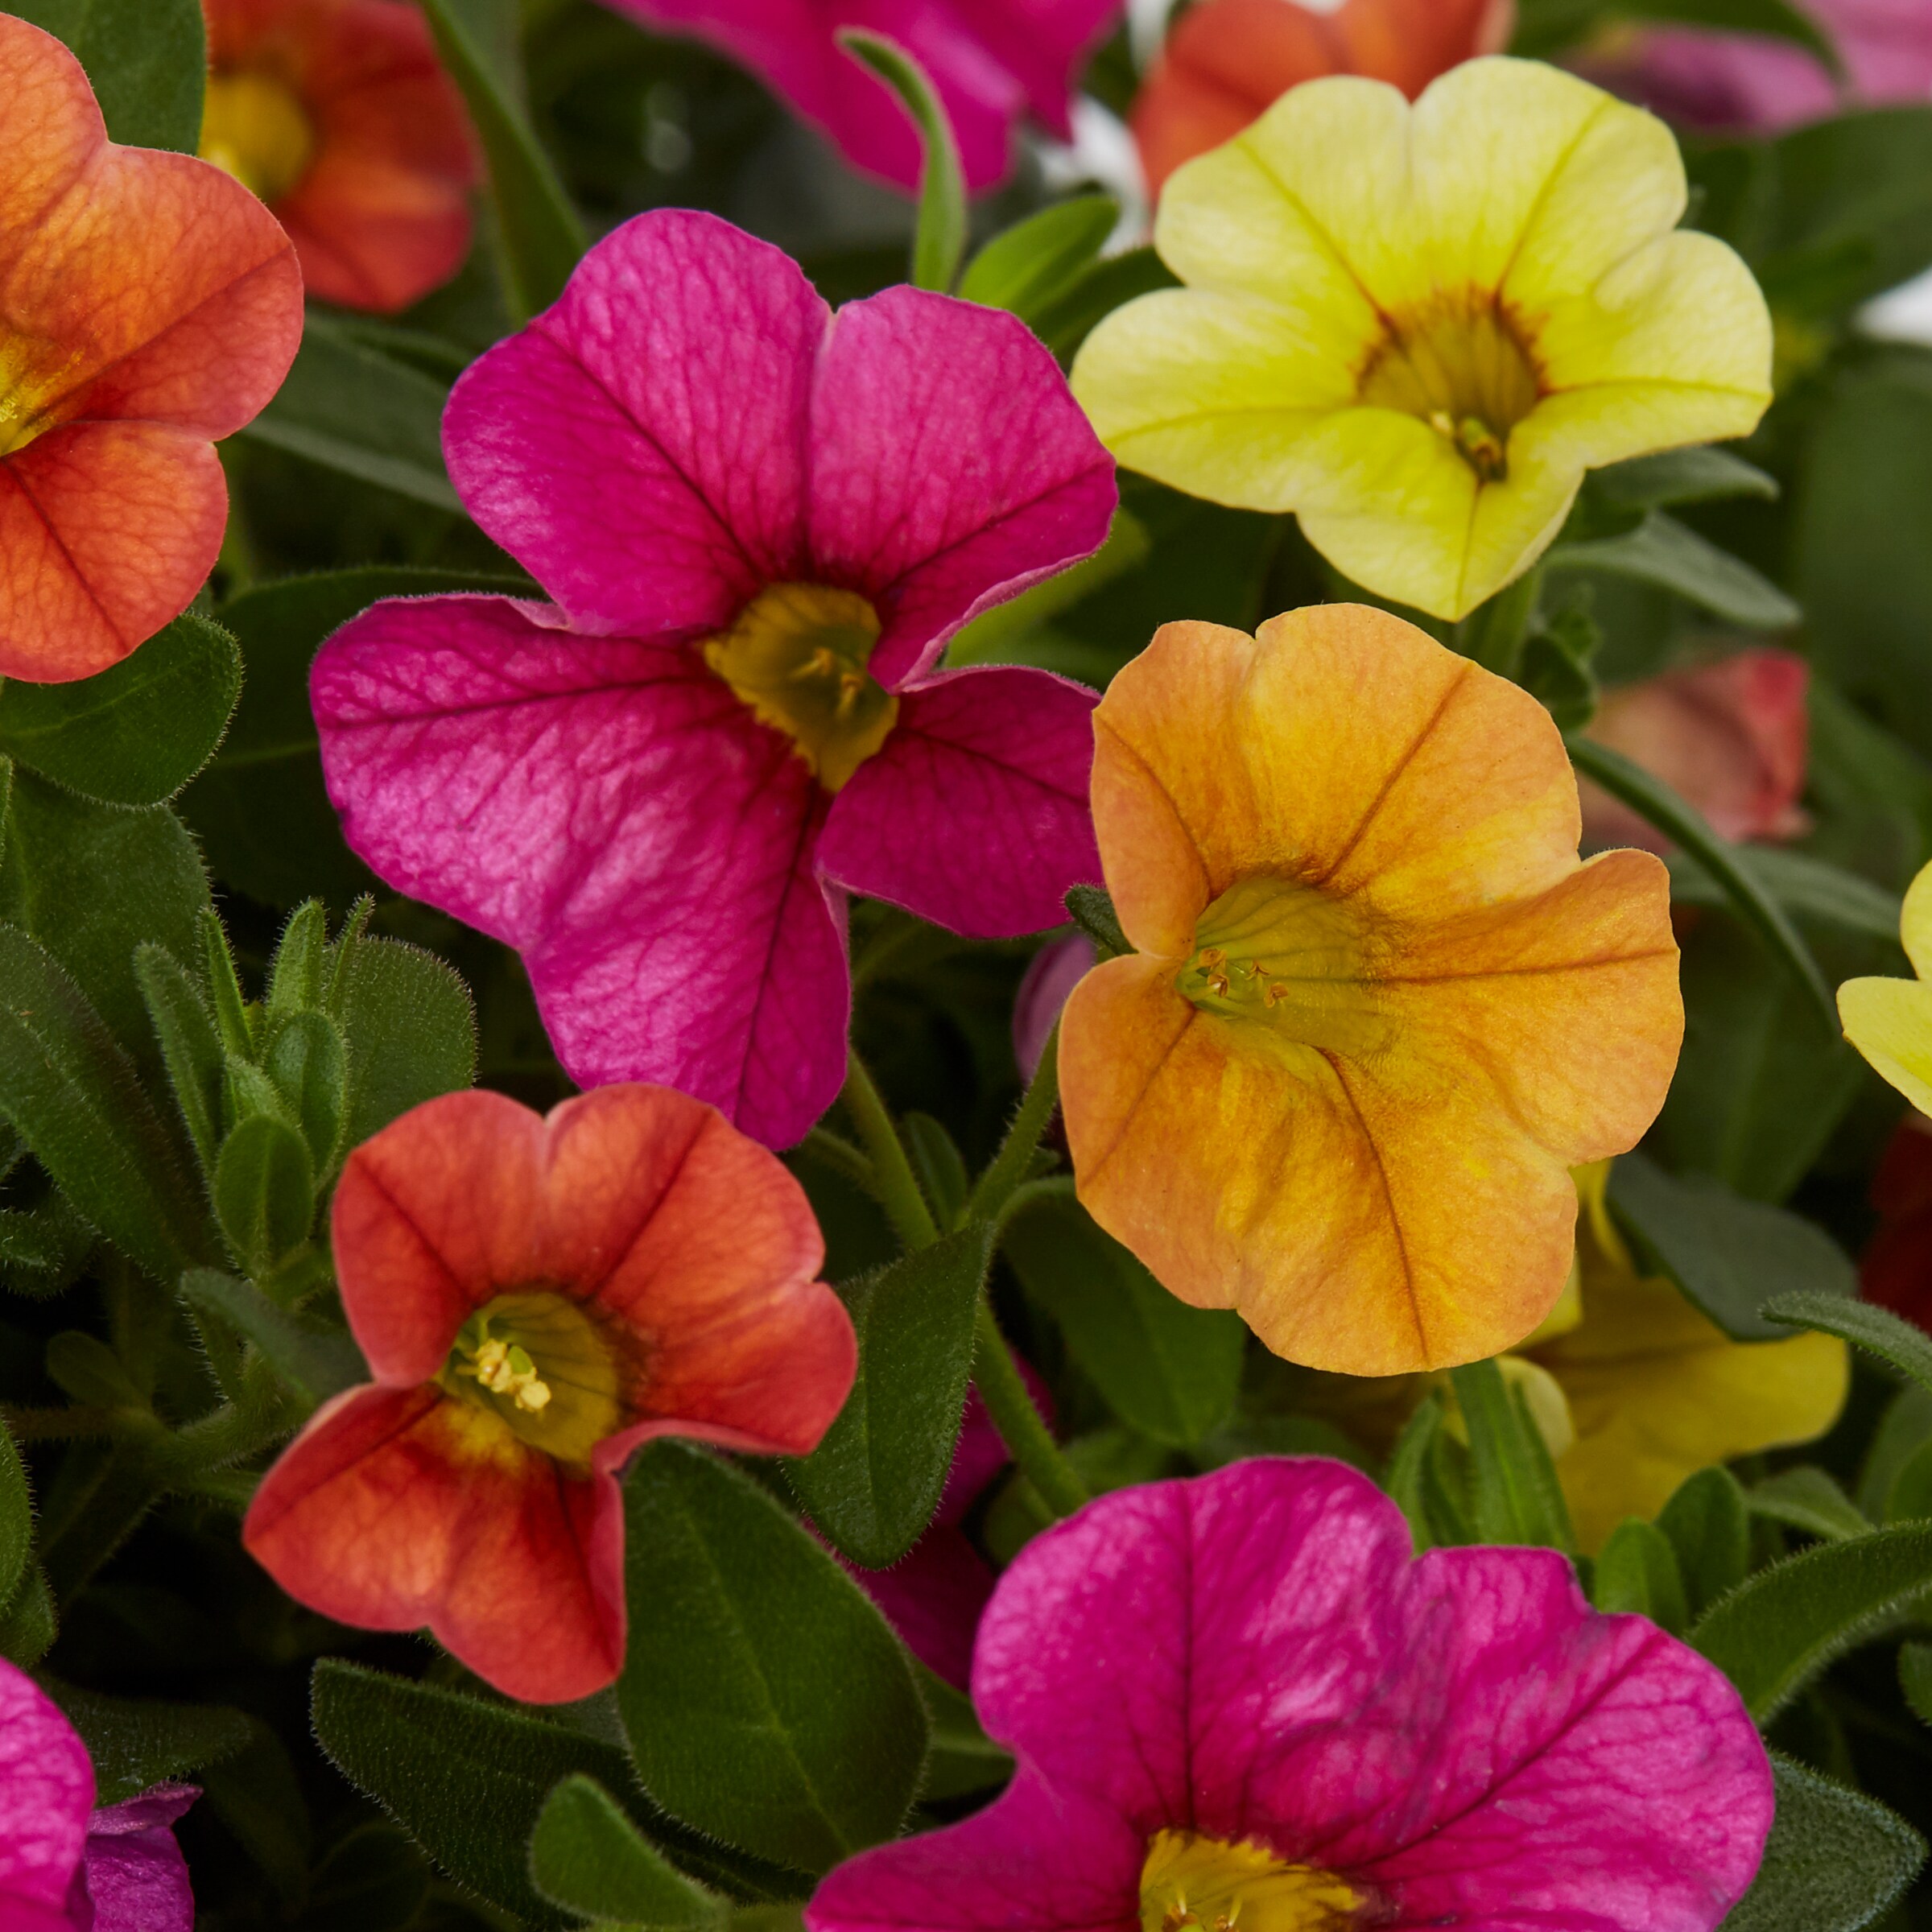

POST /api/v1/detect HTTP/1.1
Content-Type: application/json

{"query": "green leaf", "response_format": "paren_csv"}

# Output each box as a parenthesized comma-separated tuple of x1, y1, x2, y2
(1749, 1468, 1872, 1544)
(1383, 1393, 1447, 1553)
(1658, 1468, 1755, 1621)
(0, 1563, 55, 1666)
(1608, 1154, 1855, 1341)
(837, 31, 967, 294)
(786, 1224, 992, 1569)
(1859, 1385, 1932, 1521)
(1030, 246, 1180, 361)
(1662, 846, 1904, 944)
(911, 1662, 1012, 1802)
(0, 926, 200, 1283)
(1549, 510, 1800, 629)
(1901, 1642, 1932, 1726)
(1565, 737, 1836, 1036)
(529, 1776, 724, 1930)
(1718, 1755, 1925, 1932)
(241, 318, 460, 510)
(1593, 1517, 1689, 1635)
(0, 615, 240, 807)
(1591, 447, 1779, 510)
(267, 902, 329, 1025)
(1063, 885, 1127, 959)
(134, 944, 223, 1179)
(1003, 1193, 1242, 1448)
(328, 933, 477, 1146)
(10, 0, 206, 150)
(296, 1823, 431, 1932)
(1762, 1290, 1932, 1397)
(46, 1682, 252, 1805)
(265, 1011, 349, 1175)
(1884, 1432, 1932, 1524)
(213, 1117, 314, 1280)
(902, 1114, 968, 1231)
(418, 0, 587, 321)
(180, 1269, 365, 1407)
(1447, 1358, 1574, 1553)
(958, 196, 1117, 320)
(1690, 1521, 1932, 1722)
(0, 1420, 30, 1611)
(618, 1441, 927, 1876)
(199, 1722, 312, 1905)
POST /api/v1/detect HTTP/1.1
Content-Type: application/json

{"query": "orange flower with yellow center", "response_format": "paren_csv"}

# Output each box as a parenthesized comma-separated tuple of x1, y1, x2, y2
(0, 15, 302, 682)
(1059, 604, 1682, 1376)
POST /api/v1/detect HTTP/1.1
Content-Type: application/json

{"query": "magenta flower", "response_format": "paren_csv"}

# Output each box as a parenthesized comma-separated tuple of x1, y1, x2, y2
(312, 211, 1114, 1147)
(597, 2, 1122, 191)
(809, 1459, 1772, 1932)
(0, 1661, 197, 1932)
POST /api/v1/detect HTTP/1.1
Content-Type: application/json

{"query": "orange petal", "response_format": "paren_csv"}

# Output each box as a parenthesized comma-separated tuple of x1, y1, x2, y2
(243, 1384, 625, 1703)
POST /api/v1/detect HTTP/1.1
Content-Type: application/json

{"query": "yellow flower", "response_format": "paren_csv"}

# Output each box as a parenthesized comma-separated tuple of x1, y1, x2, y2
(1839, 858, 1932, 1113)
(1059, 602, 1682, 1376)
(1069, 57, 1773, 621)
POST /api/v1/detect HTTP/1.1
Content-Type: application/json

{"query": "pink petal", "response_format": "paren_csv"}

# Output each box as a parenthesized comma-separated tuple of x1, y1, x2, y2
(820, 667, 1101, 936)
(807, 287, 1116, 688)
(0, 1661, 93, 1923)
(312, 594, 850, 1147)
(844, 1529, 998, 1693)
(444, 210, 821, 638)
(85, 1789, 197, 1932)
(1013, 933, 1096, 1082)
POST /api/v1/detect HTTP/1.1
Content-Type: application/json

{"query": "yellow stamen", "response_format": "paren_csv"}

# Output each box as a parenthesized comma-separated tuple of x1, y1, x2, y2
(199, 71, 317, 205)
(1140, 1831, 1360, 1932)
(442, 1294, 622, 1466)
(1361, 295, 1542, 485)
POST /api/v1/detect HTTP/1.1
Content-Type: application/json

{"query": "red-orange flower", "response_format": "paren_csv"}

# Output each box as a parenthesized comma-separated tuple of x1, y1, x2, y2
(243, 1085, 856, 1703)
(201, 0, 478, 314)
(1132, 0, 1514, 196)
(0, 16, 301, 683)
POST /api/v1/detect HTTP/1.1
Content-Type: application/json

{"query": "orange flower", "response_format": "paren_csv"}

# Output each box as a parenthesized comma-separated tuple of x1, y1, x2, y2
(1059, 604, 1682, 1376)
(0, 17, 301, 683)
(201, 0, 478, 314)
(1132, 0, 1514, 196)
(244, 1085, 855, 1703)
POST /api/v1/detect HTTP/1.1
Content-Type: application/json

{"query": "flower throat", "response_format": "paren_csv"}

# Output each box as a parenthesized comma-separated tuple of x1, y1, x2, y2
(1141, 1832, 1360, 1932)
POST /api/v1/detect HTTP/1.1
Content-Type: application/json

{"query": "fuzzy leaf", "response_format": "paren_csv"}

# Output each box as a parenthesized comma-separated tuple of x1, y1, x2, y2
(47, 1682, 253, 1805)
(959, 196, 1118, 320)
(1750, 1468, 1872, 1544)
(1763, 1290, 1932, 1397)
(134, 945, 224, 1179)
(529, 1775, 724, 1929)
(213, 1117, 314, 1281)
(328, 933, 477, 1147)
(10, 0, 205, 149)
(179, 1269, 365, 1408)
(1593, 1517, 1689, 1636)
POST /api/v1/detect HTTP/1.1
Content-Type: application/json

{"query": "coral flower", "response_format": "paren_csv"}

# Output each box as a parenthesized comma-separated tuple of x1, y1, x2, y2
(242, 1084, 856, 1703)
(807, 1459, 1773, 1932)
(1071, 57, 1773, 622)
(200, 0, 479, 314)
(1580, 649, 1810, 853)
(0, 1660, 198, 1932)
(312, 211, 1113, 1149)
(1132, 0, 1513, 196)
(0, 15, 302, 683)
(1059, 603, 1682, 1376)
(600, 0, 1121, 192)
(1839, 857, 1932, 1120)
(1860, 1114, 1932, 1332)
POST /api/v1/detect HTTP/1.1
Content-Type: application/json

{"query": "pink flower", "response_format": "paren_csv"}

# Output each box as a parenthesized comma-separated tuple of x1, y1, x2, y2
(311, 210, 1113, 1149)
(596, 2, 1122, 192)
(807, 1460, 1772, 1932)
(1587, 0, 1932, 131)
(1580, 648, 1810, 855)
(1013, 933, 1095, 1082)
(0, 1660, 197, 1932)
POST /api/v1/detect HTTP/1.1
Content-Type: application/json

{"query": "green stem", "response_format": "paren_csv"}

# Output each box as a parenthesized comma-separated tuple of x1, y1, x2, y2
(798, 1125, 877, 1199)
(966, 1026, 1061, 1226)
(1455, 564, 1542, 682)
(973, 1297, 1088, 1519)
(841, 1048, 939, 1251)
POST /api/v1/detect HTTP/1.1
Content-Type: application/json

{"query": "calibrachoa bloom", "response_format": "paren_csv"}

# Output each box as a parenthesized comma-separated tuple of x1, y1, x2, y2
(1861, 1114, 1932, 1331)
(600, 0, 1121, 192)
(1059, 603, 1681, 1376)
(243, 1084, 856, 1703)
(200, 0, 479, 314)
(807, 1459, 1773, 1932)
(1839, 857, 1932, 1119)
(0, 15, 302, 683)
(0, 1660, 197, 1932)
(1580, 648, 1810, 853)
(312, 211, 1113, 1149)
(1132, 0, 1512, 196)
(1072, 57, 1773, 621)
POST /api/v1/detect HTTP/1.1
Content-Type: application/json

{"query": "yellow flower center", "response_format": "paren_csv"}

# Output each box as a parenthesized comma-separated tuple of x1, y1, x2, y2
(1140, 1831, 1360, 1932)
(200, 71, 317, 205)
(0, 339, 70, 460)
(702, 584, 899, 792)
(1179, 875, 1392, 1058)
(441, 1292, 624, 1468)
(1359, 295, 1542, 483)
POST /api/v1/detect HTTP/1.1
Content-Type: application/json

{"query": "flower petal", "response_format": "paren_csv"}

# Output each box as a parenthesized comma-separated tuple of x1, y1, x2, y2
(444, 210, 824, 638)
(0, 1659, 93, 1918)
(808, 288, 1116, 688)
(819, 666, 1100, 937)
(242, 1384, 625, 1703)
(85, 1788, 198, 1932)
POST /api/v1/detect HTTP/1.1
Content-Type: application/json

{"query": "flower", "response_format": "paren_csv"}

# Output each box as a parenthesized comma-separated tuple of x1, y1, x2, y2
(1131, 0, 1513, 196)
(0, 1658, 198, 1932)
(1583, 0, 1932, 134)
(1839, 857, 1932, 1118)
(1580, 649, 1810, 853)
(1059, 602, 1681, 1376)
(200, 0, 479, 314)
(1071, 56, 1773, 622)
(598, 0, 1121, 192)
(1013, 933, 1096, 1082)
(242, 1084, 856, 1703)
(1860, 1114, 1932, 1332)
(807, 1459, 1773, 1932)
(311, 210, 1113, 1150)
(0, 14, 302, 683)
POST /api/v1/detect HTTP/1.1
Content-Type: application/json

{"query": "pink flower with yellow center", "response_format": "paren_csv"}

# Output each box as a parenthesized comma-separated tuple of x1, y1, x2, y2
(242, 1084, 856, 1703)
(807, 1459, 1773, 1932)
(1060, 602, 1682, 1375)
(311, 210, 1114, 1149)
(199, 0, 481, 315)
(0, 15, 303, 683)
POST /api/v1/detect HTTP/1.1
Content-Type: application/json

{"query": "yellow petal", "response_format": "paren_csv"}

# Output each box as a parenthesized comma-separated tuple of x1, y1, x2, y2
(1839, 977, 1932, 1119)
(1901, 854, 1932, 980)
